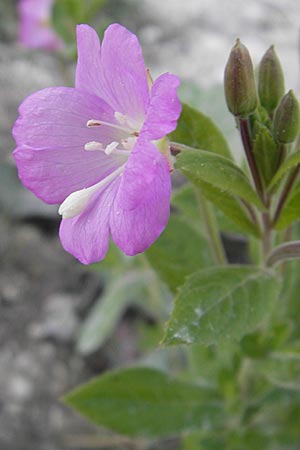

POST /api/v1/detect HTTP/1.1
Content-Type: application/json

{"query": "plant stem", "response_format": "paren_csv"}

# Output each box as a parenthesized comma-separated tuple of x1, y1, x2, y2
(266, 240, 300, 267)
(239, 118, 264, 201)
(194, 188, 227, 265)
(272, 164, 300, 227)
(261, 194, 273, 261)
(240, 199, 261, 231)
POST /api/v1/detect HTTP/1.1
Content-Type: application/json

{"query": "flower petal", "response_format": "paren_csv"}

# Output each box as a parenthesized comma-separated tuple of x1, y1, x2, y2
(13, 144, 125, 204)
(110, 139, 171, 255)
(59, 176, 121, 265)
(75, 25, 102, 97)
(142, 73, 181, 140)
(76, 24, 150, 122)
(115, 137, 167, 211)
(13, 87, 127, 203)
(13, 86, 124, 148)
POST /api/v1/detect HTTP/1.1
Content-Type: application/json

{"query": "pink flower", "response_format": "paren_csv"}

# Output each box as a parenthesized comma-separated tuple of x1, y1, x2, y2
(13, 24, 181, 264)
(18, 0, 62, 50)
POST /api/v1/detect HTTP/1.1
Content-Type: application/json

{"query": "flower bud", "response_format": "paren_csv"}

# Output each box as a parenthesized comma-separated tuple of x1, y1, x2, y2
(224, 39, 257, 117)
(258, 45, 285, 114)
(273, 90, 300, 143)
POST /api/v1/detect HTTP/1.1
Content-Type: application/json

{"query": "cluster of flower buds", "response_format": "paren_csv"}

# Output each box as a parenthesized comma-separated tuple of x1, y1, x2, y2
(224, 39, 300, 143)
(224, 39, 300, 195)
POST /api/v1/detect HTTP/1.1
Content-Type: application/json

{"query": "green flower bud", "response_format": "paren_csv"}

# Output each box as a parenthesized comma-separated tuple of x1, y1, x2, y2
(224, 39, 257, 117)
(273, 90, 300, 143)
(258, 45, 285, 114)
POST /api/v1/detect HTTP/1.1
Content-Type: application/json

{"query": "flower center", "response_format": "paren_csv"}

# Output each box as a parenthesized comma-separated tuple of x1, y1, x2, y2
(84, 112, 141, 157)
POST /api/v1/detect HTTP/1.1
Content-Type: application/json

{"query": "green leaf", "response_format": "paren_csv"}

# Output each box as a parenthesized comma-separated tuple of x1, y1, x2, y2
(253, 124, 279, 187)
(255, 388, 300, 444)
(197, 180, 261, 237)
(240, 323, 291, 359)
(64, 367, 223, 437)
(282, 259, 300, 327)
(274, 188, 300, 230)
(172, 183, 260, 238)
(77, 270, 154, 354)
(145, 214, 214, 292)
(268, 151, 300, 190)
(163, 266, 280, 346)
(170, 103, 232, 159)
(175, 150, 265, 210)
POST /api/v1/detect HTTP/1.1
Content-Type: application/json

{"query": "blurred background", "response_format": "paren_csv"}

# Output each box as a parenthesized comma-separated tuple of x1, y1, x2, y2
(1, 1, 300, 449)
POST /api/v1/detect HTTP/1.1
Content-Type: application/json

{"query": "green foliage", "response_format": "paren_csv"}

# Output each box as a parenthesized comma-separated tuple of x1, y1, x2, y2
(196, 180, 261, 237)
(173, 183, 261, 237)
(175, 150, 265, 210)
(145, 214, 214, 292)
(268, 151, 300, 190)
(252, 124, 279, 187)
(274, 188, 300, 230)
(258, 345, 300, 391)
(240, 323, 291, 359)
(163, 266, 280, 346)
(64, 367, 223, 437)
(170, 103, 232, 158)
(282, 259, 300, 328)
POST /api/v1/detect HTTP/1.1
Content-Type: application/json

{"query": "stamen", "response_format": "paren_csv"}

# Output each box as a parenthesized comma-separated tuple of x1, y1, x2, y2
(86, 119, 102, 127)
(58, 165, 125, 219)
(105, 141, 119, 155)
(86, 119, 131, 134)
(84, 141, 103, 151)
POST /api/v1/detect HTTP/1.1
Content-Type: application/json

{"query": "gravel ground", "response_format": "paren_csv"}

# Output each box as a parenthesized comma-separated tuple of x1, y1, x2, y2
(1, 1, 300, 449)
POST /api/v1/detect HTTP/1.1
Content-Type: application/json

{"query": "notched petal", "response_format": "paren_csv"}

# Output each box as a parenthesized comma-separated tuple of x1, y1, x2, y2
(142, 73, 181, 140)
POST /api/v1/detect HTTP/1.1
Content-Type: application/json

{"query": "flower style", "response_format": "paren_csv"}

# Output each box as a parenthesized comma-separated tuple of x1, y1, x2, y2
(18, 0, 62, 50)
(13, 24, 181, 264)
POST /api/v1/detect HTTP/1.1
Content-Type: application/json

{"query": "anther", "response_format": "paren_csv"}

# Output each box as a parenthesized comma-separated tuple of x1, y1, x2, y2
(105, 141, 119, 155)
(84, 141, 103, 151)
(86, 119, 102, 127)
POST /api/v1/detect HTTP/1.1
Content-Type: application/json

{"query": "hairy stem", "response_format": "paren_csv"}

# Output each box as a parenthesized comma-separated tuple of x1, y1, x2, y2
(261, 195, 273, 262)
(239, 118, 264, 201)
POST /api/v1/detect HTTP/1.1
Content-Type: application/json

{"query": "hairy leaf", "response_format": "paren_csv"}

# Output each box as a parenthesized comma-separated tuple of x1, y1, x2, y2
(64, 367, 223, 437)
(163, 266, 280, 346)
